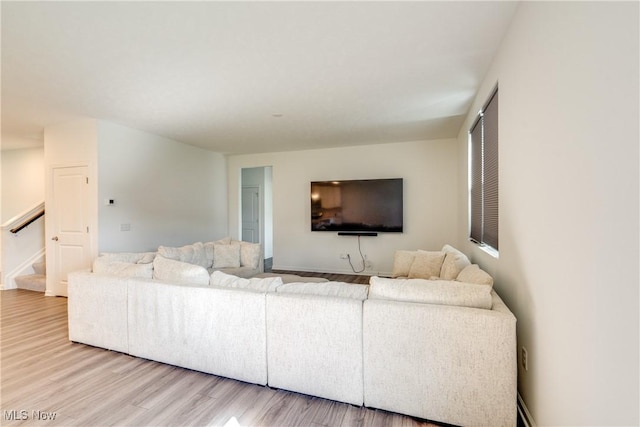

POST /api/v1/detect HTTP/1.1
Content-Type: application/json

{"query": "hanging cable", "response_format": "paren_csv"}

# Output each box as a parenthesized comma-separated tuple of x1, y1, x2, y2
(347, 235, 366, 273)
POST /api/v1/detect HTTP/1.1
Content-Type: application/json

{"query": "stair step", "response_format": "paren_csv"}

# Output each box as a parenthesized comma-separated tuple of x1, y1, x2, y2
(15, 274, 46, 292)
(32, 261, 46, 275)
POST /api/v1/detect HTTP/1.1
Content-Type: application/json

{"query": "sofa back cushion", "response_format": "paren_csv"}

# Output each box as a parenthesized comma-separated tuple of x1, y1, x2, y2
(158, 242, 210, 269)
(391, 250, 416, 278)
(93, 261, 154, 279)
(440, 244, 472, 280)
(212, 242, 241, 268)
(153, 255, 210, 285)
(407, 251, 446, 279)
(456, 264, 494, 287)
(210, 270, 281, 292)
(368, 276, 493, 309)
(277, 281, 369, 301)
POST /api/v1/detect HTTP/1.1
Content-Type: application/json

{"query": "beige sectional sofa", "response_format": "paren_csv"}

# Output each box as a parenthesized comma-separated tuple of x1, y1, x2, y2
(68, 243, 517, 427)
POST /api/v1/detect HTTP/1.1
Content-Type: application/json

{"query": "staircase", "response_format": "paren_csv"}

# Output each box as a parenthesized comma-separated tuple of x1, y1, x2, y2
(15, 261, 46, 292)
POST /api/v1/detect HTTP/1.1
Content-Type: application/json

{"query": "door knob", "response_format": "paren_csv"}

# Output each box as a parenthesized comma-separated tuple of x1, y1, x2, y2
(51, 236, 59, 241)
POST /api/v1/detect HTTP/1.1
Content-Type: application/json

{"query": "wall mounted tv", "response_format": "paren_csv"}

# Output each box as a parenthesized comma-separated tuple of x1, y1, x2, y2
(310, 178, 403, 233)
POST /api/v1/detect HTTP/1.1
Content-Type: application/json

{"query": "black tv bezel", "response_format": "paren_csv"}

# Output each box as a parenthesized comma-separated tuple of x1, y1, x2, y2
(310, 178, 404, 234)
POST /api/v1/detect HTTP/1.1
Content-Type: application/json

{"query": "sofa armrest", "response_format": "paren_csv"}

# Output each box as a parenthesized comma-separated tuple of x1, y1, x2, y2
(363, 291, 517, 427)
(67, 271, 129, 353)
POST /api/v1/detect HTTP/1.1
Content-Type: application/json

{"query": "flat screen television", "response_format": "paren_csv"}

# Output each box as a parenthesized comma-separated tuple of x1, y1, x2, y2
(310, 178, 403, 233)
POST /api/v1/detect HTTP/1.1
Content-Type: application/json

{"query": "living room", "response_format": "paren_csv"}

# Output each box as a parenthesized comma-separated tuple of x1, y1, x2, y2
(1, 2, 638, 426)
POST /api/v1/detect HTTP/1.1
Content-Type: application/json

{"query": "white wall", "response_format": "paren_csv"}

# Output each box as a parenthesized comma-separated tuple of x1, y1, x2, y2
(456, 2, 639, 425)
(96, 122, 228, 252)
(227, 139, 458, 275)
(1, 147, 45, 222)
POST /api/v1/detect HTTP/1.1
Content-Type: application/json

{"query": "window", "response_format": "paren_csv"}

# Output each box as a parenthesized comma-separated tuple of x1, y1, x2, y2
(469, 87, 499, 252)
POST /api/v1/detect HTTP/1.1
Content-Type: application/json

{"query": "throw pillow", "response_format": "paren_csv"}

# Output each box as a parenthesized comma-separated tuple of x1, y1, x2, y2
(456, 264, 494, 287)
(440, 244, 472, 280)
(408, 250, 446, 279)
(204, 237, 233, 266)
(213, 242, 241, 269)
(368, 276, 493, 309)
(392, 250, 417, 278)
(153, 255, 210, 285)
(240, 241, 261, 268)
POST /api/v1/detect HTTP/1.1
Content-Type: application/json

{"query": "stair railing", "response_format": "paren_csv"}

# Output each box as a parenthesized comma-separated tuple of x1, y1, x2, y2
(10, 209, 45, 234)
(2, 202, 46, 235)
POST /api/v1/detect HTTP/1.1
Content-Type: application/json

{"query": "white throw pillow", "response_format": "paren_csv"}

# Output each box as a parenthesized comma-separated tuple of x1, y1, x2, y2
(408, 250, 446, 279)
(240, 241, 261, 268)
(204, 237, 233, 266)
(368, 276, 493, 309)
(440, 244, 472, 280)
(213, 242, 241, 268)
(153, 255, 210, 285)
(210, 270, 282, 292)
(392, 250, 417, 278)
(158, 242, 209, 269)
(456, 264, 494, 287)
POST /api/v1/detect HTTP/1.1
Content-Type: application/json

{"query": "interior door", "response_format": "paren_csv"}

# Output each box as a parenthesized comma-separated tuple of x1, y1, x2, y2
(50, 166, 91, 297)
(242, 186, 260, 243)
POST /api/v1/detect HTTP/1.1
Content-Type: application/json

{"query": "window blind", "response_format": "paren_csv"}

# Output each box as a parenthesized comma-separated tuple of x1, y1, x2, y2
(469, 87, 499, 251)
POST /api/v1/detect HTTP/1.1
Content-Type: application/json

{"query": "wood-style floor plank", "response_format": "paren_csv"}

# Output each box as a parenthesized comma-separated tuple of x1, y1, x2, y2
(1, 289, 440, 427)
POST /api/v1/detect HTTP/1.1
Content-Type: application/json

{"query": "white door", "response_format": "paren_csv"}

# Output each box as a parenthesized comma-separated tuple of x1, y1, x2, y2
(49, 166, 91, 297)
(242, 186, 260, 243)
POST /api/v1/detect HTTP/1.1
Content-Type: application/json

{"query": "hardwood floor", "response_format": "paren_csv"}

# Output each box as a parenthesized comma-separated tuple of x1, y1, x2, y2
(1, 289, 439, 427)
(268, 270, 372, 285)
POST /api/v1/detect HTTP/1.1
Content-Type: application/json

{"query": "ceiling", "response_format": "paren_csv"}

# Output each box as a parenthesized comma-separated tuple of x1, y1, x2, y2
(1, 1, 518, 154)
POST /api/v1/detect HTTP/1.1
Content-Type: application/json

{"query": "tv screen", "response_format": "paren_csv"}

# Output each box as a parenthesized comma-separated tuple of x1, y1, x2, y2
(310, 178, 403, 233)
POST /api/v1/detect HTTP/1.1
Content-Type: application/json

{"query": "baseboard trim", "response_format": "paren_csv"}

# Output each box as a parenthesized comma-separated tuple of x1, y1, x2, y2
(518, 393, 536, 427)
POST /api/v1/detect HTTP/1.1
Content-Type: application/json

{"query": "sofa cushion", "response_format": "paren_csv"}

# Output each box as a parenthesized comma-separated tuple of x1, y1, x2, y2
(94, 251, 156, 265)
(456, 264, 494, 287)
(240, 241, 261, 268)
(210, 270, 282, 292)
(213, 242, 241, 268)
(204, 237, 233, 266)
(440, 244, 472, 280)
(158, 242, 210, 269)
(153, 255, 210, 285)
(93, 261, 153, 279)
(408, 251, 446, 279)
(276, 281, 369, 301)
(392, 250, 416, 278)
(368, 276, 493, 309)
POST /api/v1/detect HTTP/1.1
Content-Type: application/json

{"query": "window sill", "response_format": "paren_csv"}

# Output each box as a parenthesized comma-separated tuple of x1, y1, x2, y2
(471, 241, 499, 259)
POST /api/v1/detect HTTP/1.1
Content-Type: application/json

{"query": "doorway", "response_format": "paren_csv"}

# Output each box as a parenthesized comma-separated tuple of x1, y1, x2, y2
(48, 165, 92, 296)
(241, 167, 273, 269)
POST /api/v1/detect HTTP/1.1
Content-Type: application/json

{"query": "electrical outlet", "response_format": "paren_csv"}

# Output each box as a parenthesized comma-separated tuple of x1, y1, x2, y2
(521, 346, 528, 371)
